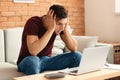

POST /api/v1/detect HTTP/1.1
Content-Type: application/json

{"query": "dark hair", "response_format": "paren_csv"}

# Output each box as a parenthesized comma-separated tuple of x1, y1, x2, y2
(49, 4, 68, 19)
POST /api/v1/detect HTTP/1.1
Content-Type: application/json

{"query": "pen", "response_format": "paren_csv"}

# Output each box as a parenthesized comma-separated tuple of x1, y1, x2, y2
(105, 64, 109, 67)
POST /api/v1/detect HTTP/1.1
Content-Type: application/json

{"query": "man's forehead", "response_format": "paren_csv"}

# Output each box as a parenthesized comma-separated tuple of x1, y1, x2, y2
(56, 18, 67, 23)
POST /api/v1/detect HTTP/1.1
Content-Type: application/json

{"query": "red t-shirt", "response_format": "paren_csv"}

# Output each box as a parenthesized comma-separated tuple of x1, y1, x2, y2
(17, 16, 56, 65)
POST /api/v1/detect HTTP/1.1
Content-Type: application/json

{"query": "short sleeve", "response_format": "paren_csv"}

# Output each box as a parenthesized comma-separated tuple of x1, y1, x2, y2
(24, 17, 40, 35)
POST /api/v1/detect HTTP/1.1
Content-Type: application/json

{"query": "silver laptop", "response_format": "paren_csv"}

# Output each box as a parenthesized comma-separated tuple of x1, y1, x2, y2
(59, 46, 110, 75)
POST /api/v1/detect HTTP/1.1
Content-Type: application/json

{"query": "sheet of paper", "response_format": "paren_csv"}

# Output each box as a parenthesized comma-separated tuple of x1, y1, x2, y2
(104, 63, 120, 70)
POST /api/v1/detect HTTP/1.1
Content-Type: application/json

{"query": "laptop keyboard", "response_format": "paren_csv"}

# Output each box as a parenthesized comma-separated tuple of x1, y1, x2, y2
(59, 67, 79, 74)
(70, 70, 78, 73)
(69, 67, 79, 73)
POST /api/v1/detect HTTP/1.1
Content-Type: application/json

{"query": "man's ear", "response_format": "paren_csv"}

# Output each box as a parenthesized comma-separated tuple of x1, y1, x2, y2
(67, 25, 73, 34)
(67, 18, 69, 24)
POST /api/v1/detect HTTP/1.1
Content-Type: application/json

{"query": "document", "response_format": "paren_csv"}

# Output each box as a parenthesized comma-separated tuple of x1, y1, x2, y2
(104, 63, 120, 70)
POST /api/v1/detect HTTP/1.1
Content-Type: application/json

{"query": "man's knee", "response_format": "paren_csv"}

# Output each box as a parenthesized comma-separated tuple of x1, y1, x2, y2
(73, 51, 82, 60)
(19, 56, 41, 75)
(69, 51, 82, 60)
(71, 51, 82, 66)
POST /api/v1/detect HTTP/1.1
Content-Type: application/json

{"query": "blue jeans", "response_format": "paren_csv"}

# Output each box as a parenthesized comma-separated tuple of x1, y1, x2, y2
(18, 51, 82, 75)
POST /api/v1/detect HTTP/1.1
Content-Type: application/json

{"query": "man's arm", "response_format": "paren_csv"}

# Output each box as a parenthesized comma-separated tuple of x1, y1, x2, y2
(60, 26, 77, 52)
(27, 29, 54, 56)
(27, 10, 56, 56)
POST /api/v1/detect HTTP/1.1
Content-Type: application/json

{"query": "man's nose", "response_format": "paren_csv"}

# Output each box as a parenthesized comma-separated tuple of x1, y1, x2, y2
(60, 25, 65, 30)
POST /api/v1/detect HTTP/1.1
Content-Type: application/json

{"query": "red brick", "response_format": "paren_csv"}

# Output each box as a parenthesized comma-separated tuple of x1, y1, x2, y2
(0, 6, 9, 11)
(72, 28, 85, 35)
(28, 11, 41, 16)
(57, 0, 67, 3)
(45, 0, 56, 3)
(0, 22, 2, 29)
(27, 6, 36, 11)
(1, 2, 14, 7)
(14, 3, 27, 6)
(1, 22, 15, 27)
(28, 2, 40, 6)
(0, 17, 7, 21)
(8, 17, 21, 21)
(22, 6, 28, 11)
(1, 12, 15, 16)
(15, 21, 25, 27)
(9, 6, 23, 11)
(15, 11, 28, 16)
(21, 16, 30, 21)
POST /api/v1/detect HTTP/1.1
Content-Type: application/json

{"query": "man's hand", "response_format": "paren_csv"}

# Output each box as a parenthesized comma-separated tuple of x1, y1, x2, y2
(60, 20, 77, 52)
(44, 10, 56, 31)
(62, 19, 69, 33)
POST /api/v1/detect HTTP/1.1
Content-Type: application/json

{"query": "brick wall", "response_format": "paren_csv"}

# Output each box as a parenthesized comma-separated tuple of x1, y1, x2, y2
(0, 0, 84, 35)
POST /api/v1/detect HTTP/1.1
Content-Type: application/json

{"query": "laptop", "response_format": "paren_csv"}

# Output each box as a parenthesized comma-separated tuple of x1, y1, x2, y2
(59, 46, 110, 75)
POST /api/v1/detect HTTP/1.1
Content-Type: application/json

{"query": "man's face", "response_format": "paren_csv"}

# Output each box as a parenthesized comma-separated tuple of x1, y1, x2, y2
(55, 18, 68, 35)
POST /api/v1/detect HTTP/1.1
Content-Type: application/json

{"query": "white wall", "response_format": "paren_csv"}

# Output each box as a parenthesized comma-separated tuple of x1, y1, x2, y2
(85, 0, 120, 42)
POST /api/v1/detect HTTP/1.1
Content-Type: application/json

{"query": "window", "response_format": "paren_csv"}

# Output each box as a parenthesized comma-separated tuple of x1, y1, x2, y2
(13, 0, 34, 3)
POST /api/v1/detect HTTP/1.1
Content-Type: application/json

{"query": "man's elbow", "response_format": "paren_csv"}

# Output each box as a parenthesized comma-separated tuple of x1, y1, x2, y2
(70, 46, 77, 52)
(72, 41, 78, 52)
(29, 49, 38, 56)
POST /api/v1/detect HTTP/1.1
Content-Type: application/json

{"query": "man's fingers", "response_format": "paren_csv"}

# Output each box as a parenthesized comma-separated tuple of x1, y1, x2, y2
(51, 10, 54, 18)
(47, 10, 52, 16)
(47, 9, 55, 19)
(53, 14, 56, 20)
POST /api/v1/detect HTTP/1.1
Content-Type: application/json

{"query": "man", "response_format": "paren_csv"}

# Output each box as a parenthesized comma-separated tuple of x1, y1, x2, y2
(17, 4, 82, 75)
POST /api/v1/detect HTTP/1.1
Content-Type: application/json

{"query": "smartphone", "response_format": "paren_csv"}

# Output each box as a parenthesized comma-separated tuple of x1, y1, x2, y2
(44, 73, 66, 79)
